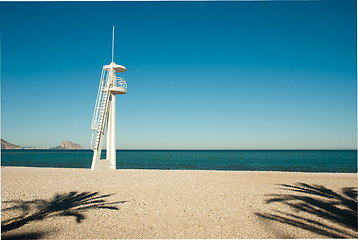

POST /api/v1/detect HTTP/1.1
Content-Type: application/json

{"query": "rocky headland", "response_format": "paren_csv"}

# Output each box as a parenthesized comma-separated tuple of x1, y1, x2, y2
(52, 140, 83, 150)
(1, 139, 22, 149)
(1, 139, 83, 150)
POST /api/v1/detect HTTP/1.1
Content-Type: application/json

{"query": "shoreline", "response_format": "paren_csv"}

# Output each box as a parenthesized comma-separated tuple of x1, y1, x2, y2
(2, 166, 357, 174)
(2, 166, 357, 239)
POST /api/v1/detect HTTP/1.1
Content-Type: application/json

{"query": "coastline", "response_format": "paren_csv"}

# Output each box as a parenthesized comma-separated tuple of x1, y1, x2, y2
(2, 167, 357, 239)
(2, 165, 358, 174)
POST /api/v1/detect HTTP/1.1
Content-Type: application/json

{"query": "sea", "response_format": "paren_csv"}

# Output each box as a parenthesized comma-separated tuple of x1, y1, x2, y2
(1, 150, 357, 173)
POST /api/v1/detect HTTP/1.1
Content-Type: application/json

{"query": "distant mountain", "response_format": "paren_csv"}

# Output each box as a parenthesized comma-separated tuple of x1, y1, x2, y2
(1, 139, 22, 149)
(52, 140, 83, 150)
(1, 139, 83, 150)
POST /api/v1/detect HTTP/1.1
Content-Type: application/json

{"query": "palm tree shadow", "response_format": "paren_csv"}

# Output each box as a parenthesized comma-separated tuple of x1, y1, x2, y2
(2, 231, 47, 240)
(1, 191, 127, 233)
(255, 183, 358, 238)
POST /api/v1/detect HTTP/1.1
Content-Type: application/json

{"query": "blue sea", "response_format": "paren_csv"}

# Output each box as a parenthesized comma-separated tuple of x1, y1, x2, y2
(1, 150, 357, 173)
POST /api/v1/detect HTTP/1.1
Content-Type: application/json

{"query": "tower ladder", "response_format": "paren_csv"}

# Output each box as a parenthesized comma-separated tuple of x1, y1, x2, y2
(90, 70, 111, 151)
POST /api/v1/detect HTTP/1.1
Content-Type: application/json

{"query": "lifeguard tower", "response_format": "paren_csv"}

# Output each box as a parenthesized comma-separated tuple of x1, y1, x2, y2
(90, 27, 127, 170)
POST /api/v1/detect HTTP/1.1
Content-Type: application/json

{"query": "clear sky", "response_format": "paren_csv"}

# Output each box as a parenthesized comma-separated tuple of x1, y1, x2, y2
(1, 0, 356, 149)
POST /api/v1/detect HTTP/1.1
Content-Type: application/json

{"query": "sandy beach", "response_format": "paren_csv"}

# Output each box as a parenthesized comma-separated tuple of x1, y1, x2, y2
(1, 167, 357, 239)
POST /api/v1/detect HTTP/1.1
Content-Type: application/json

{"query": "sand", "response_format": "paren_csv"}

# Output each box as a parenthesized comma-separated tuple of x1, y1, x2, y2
(1, 167, 357, 239)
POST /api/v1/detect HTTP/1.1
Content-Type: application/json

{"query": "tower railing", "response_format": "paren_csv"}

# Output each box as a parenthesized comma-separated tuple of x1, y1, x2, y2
(91, 69, 106, 131)
(113, 77, 127, 92)
(90, 69, 112, 150)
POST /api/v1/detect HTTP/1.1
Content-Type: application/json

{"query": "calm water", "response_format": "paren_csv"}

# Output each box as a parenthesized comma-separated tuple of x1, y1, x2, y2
(1, 150, 357, 173)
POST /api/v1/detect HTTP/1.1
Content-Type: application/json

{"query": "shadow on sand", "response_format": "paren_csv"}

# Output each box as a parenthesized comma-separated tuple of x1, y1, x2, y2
(1, 231, 47, 240)
(255, 183, 357, 238)
(1, 191, 127, 235)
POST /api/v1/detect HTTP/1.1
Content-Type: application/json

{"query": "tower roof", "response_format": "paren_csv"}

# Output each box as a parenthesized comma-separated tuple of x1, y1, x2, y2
(103, 62, 126, 72)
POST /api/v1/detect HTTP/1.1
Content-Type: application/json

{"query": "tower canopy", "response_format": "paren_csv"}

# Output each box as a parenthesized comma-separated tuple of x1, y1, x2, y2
(103, 62, 126, 72)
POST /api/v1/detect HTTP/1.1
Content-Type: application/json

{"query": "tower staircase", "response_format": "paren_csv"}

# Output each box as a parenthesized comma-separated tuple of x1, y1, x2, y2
(90, 70, 111, 151)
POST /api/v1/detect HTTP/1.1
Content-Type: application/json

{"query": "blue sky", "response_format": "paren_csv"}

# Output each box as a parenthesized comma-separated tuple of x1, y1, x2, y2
(1, 0, 356, 149)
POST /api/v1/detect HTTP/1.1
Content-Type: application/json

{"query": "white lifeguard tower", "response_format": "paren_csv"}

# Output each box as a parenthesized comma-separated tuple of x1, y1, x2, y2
(90, 27, 127, 170)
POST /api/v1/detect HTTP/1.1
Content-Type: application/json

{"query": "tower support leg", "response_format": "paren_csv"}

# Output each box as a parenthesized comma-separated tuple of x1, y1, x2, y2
(91, 135, 104, 170)
(91, 94, 114, 170)
(106, 94, 116, 169)
(111, 94, 116, 168)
